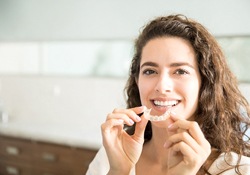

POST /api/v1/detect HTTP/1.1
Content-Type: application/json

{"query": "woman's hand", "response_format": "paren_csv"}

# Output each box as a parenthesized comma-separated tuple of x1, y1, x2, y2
(101, 106, 148, 175)
(165, 113, 211, 175)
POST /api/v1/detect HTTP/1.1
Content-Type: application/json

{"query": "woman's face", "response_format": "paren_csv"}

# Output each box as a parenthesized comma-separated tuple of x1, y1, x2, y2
(138, 37, 201, 122)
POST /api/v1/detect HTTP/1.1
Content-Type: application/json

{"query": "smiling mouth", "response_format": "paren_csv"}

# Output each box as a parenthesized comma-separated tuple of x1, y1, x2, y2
(153, 100, 179, 107)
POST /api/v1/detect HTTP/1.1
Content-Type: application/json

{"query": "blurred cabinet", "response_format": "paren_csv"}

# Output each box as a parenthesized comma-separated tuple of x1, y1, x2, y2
(0, 135, 97, 175)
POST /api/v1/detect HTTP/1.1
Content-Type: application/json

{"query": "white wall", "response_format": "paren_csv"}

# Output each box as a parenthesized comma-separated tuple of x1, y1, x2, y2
(0, 0, 250, 41)
(0, 76, 127, 126)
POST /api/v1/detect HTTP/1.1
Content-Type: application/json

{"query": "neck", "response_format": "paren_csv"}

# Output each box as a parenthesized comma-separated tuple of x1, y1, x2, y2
(137, 124, 183, 174)
(144, 126, 172, 164)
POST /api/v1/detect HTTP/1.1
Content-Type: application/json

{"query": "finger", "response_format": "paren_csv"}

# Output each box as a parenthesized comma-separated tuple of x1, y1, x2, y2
(168, 120, 211, 155)
(171, 141, 200, 166)
(171, 140, 210, 167)
(101, 118, 124, 144)
(101, 118, 124, 134)
(166, 131, 201, 154)
(168, 119, 205, 146)
(132, 114, 149, 142)
(107, 113, 135, 126)
(111, 106, 145, 123)
(112, 106, 145, 115)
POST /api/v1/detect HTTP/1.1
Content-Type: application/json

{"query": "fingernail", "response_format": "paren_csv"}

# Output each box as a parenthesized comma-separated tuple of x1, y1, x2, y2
(168, 123, 173, 129)
(164, 141, 171, 148)
(117, 119, 124, 124)
(129, 119, 135, 125)
(136, 116, 141, 121)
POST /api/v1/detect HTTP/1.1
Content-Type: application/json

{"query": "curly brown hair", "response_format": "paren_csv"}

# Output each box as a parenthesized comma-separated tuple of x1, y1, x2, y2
(124, 14, 250, 174)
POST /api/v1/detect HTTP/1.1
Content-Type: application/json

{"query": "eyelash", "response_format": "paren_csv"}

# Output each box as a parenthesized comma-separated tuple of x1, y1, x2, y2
(142, 68, 189, 76)
(142, 69, 156, 75)
(175, 68, 189, 75)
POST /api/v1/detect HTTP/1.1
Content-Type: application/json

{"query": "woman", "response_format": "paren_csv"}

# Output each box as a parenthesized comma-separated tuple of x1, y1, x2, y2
(86, 14, 250, 175)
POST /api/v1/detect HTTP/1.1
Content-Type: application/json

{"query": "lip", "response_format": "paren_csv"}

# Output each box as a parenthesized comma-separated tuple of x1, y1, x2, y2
(150, 98, 180, 114)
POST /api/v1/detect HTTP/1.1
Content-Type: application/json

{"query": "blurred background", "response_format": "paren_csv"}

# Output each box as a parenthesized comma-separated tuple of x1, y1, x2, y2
(0, 0, 250, 174)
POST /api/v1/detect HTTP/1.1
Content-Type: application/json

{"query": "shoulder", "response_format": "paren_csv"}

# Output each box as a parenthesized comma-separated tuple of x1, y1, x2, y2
(208, 152, 250, 175)
(86, 147, 109, 175)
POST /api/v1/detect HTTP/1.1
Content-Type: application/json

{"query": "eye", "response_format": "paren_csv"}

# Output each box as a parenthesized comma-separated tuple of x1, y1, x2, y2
(175, 68, 189, 75)
(142, 69, 157, 75)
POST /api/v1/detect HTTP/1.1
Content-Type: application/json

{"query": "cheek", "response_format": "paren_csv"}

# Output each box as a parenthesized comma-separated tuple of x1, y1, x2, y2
(184, 80, 201, 108)
(177, 82, 200, 120)
(177, 78, 200, 103)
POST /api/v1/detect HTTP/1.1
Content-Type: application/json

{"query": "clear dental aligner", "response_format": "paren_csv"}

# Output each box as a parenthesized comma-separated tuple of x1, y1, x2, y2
(144, 108, 171, 121)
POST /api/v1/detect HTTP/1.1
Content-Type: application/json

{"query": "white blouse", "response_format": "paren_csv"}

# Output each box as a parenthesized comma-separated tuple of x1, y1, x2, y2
(86, 147, 250, 175)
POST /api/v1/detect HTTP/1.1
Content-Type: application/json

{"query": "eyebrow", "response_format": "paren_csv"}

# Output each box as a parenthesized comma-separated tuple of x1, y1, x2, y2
(140, 61, 159, 69)
(140, 61, 195, 69)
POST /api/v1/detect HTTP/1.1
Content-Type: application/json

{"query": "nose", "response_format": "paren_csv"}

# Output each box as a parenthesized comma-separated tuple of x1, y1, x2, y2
(155, 74, 173, 93)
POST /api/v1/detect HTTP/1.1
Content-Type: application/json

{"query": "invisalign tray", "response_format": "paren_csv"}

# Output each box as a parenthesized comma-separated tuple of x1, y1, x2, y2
(144, 108, 171, 121)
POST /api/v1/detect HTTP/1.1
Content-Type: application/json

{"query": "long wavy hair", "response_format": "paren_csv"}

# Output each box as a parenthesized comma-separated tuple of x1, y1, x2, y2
(124, 14, 250, 174)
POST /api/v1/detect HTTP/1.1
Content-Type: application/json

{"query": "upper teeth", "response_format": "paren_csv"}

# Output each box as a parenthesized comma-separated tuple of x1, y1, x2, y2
(154, 100, 178, 106)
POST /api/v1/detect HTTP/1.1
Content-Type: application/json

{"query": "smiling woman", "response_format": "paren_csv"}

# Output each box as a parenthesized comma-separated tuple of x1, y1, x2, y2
(86, 14, 250, 175)
(137, 37, 201, 123)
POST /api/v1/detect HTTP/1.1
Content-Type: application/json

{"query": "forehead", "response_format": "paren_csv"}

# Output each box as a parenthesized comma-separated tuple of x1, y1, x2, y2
(141, 37, 197, 66)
